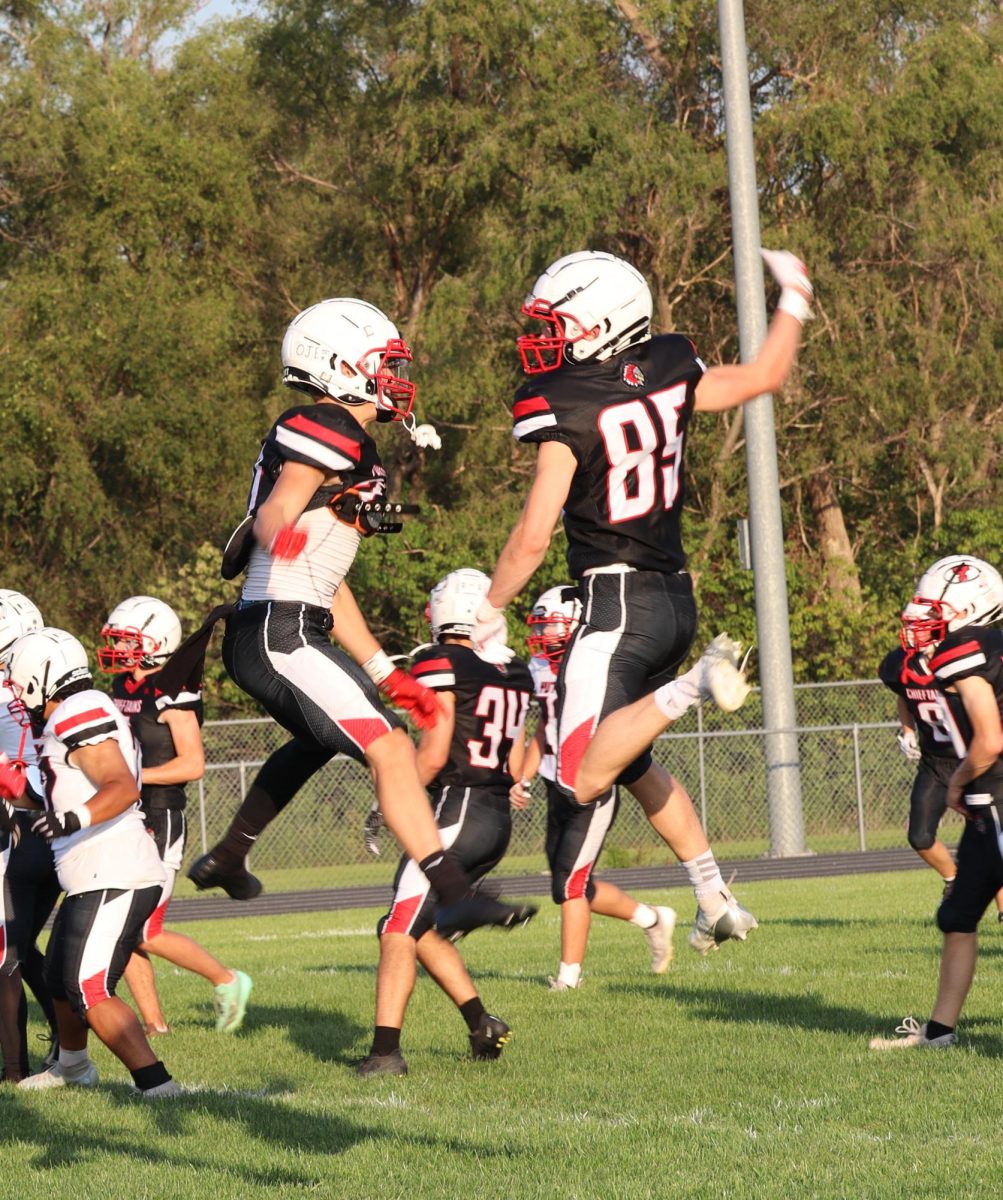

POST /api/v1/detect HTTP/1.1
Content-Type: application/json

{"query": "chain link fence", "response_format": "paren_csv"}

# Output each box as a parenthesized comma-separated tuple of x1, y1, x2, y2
(175, 679, 960, 899)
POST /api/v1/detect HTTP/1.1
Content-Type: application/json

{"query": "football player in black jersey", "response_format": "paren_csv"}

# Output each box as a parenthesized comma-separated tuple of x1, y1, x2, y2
(870, 555, 1003, 1050)
(100, 596, 253, 1035)
(879, 605, 1003, 917)
(473, 248, 813, 952)
(516, 585, 676, 990)
(358, 570, 536, 1076)
(187, 298, 533, 939)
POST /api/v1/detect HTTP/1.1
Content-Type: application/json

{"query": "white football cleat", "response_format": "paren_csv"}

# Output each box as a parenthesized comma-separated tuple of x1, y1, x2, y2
(644, 906, 677, 974)
(139, 1078, 185, 1098)
(547, 976, 581, 992)
(868, 1016, 956, 1051)
(697, 634, 751, 713)
(688, 889, 758, 955)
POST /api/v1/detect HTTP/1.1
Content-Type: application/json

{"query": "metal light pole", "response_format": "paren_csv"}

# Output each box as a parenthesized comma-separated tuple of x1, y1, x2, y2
(718, 0, 806, 855)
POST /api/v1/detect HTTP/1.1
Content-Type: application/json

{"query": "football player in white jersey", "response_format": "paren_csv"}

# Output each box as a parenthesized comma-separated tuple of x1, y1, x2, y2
(3, 629, 180, 1096)
(0, 590, 60, 1081)
(474, 248, 812, 953)
(515, 586, 675, 990)
(186, 298, 535, 938)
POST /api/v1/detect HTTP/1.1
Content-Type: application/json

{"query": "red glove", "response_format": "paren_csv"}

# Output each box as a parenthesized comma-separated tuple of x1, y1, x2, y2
(0, 759, 26, 802)
(379, 668, 440, 730)
(270, 524, 308, 561)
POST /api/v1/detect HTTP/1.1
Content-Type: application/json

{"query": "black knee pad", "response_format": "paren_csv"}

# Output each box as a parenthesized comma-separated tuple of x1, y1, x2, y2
(617, 751, 653, 787)
(936, 898, 978, 935)
(908, 832, 936, 852)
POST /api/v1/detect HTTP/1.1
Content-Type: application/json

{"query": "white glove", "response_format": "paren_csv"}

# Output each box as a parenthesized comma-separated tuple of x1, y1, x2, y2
(896, 729, 922, 762)
(760, 248, 813, 323)
(411, 423, 441, 450)
(471, 599, 514, 664)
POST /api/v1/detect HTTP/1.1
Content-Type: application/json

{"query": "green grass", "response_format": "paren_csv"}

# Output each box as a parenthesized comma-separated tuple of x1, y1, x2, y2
(4, 870, 1000, 1199)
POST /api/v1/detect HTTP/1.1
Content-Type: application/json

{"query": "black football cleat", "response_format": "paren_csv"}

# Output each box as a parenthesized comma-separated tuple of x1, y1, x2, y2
(434, 894, 537, 940)
(469, 1013, 512, 1061)
(356, 1050, 408, 1078)
(187, 852, 263, 901)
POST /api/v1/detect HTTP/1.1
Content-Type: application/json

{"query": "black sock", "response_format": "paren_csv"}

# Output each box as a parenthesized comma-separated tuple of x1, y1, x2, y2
(459, 998, 486, 1033)
(131, 1061, 172, 1091)
(370, 1026, 401, 1057)
(418, 852, 470, 905)
(925, 1019, 954, 1040)
(22, 944, 57, 1038)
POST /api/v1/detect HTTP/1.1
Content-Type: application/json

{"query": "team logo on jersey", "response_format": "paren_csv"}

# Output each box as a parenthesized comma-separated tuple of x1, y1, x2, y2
(622, 362, 645, 388)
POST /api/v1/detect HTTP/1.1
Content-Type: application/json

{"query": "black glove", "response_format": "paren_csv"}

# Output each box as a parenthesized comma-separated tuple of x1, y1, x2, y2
(0, 797, 20, 848)
(31, 810, 82, 841)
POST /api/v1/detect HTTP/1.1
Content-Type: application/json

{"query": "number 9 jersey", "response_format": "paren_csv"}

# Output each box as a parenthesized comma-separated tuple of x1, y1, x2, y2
(511, 333, 704, 577)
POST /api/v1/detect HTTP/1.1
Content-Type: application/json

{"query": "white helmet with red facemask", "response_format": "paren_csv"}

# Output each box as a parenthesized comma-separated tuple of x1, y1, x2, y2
(900, 555, 1003, 652)
(527, 585, 582, 666)
(98, 596, 182, 673)
(517, 251, 652, 374)
(428, 569, 493, 641)
(280, 298, 416, 424)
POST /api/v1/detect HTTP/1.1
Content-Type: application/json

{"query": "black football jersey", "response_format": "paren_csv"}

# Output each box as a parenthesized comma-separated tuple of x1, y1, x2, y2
(111, 671, 204, 808)
(928, 627, 1003, 789)
(511, 335, 704, 576)
(410, 644, 533, 790)
(878, 647, 965, 763)
(244, 403, 387, 517)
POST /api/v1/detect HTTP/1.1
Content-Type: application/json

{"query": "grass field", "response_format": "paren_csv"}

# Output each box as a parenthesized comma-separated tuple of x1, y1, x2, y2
(3, 869, 1001, 1200)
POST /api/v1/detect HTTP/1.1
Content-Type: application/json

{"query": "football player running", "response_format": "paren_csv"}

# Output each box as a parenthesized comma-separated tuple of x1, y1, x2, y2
(187, 298, 533, 938)
(100, 596, 252, 1036)
(878, 583, 1003, 916)
(514, 586, 675, 990)
(359, 570, 535, 1077)
(4, 629, 180, 1096)
(871, 556, 1003, 1051)
(0, 590, 60, 1082)
(475, 248, 813, 952)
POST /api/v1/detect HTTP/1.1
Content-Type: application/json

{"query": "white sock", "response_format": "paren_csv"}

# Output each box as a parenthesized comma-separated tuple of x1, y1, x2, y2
(557, 962, 582, 988)
(682, 850, 726, 907)
(630, 904, 657, 929)
(58, 1047, 91, 1072)
(653, 661, 705, 722)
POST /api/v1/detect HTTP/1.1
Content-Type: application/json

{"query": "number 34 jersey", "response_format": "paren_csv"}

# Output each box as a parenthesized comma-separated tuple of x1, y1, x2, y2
(410, 644, 533, 790)
(511, 334, 704, 577)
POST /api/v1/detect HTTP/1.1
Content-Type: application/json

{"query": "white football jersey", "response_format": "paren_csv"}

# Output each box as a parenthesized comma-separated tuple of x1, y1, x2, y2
(529, 655, 559, 784)
(0, 681, 43, 798)
(38, 689, 165, 896)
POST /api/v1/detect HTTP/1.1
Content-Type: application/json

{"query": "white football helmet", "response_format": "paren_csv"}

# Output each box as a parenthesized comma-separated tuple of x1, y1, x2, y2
(280, 298, 416, 422)
(518, 251, 653, 374)
(5, 627, 91, 719)
(0, 590, 43, 665)
(98, 596, 182, 673)
(527, 585, 582, 665)
(428, 569, 492, 641)
(900, 555, 1003, 651)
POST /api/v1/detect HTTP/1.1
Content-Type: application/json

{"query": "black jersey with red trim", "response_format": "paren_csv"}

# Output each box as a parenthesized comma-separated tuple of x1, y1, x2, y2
(511, 335, 704, 577)
(244, 403, 387, 517)
(928, 627, 1003, 789)
(111, 672, 203, 809)
(410, 643, 533, 790)
(878, 648, 965, 764)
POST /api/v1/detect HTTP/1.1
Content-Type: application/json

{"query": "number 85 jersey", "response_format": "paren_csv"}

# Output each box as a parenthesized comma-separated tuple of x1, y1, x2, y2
(511, 333, 704, 577)
(410, 644, 533, 790)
